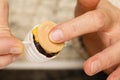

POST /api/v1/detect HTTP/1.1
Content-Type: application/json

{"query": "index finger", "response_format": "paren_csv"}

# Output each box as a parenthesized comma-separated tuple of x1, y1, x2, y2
(49, 10, 111, 43)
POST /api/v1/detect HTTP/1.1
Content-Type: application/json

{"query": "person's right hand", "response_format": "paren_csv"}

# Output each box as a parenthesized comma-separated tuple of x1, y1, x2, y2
(75, 0, 120, 76)
(49, 0, 120, 80)
(0, 0, 23, 68)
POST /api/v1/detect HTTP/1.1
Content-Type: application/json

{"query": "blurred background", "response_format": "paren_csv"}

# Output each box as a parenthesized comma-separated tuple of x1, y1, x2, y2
(0, 0, 107, 80)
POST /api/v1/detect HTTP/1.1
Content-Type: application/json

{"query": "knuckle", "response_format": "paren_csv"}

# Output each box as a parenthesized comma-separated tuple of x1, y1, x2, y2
(89, 11, 105, 29)
(0, 27, 10, 35)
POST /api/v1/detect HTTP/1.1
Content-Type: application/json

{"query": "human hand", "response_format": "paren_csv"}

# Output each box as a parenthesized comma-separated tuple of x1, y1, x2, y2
(0, 0, 23, 68)
(49, 0, 120, 80)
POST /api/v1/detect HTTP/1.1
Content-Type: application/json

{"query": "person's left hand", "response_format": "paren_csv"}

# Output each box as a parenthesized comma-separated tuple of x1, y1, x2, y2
(0, 0, 24, 68)
(49, 0, 120, 80)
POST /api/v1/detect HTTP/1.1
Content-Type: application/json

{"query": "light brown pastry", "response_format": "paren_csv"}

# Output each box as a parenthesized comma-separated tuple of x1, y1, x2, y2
(32, 21, 64, 57)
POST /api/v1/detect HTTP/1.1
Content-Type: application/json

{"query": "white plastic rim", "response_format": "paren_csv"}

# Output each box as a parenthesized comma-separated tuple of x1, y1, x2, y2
(24, 25, 56, 62)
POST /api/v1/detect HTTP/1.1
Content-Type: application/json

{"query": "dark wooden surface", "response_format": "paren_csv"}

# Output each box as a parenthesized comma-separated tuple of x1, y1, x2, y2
(0, 70, 108, 80)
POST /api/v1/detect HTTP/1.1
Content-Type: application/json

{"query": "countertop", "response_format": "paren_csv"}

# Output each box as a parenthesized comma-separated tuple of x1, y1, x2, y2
(0, 70, 108, 80)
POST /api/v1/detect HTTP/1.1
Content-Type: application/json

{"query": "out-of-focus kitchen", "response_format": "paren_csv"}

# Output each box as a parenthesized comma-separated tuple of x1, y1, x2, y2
(0, 0, 108, 80)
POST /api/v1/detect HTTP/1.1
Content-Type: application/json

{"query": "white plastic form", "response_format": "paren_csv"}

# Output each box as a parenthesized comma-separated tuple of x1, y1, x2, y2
(23, 26, 56, 62)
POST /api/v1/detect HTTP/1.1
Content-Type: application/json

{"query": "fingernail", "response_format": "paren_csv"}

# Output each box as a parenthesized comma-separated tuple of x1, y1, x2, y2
(49, 30, 63, 42)
(10, 47, 23, 54)
(91, 60, 101, 74)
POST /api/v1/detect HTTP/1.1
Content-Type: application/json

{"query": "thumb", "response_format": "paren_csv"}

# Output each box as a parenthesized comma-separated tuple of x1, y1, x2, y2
(0, 36, 24, 54)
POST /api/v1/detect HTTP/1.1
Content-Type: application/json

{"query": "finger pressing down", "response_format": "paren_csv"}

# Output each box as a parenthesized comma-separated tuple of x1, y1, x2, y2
(49, 10, 111, 43)
(84, 40, 120, 76)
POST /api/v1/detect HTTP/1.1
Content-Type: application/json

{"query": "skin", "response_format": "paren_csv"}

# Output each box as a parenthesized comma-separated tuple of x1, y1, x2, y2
(0, 0, 120, 79)
(0, 0, 23, 68)
(49, 0, 120, 80)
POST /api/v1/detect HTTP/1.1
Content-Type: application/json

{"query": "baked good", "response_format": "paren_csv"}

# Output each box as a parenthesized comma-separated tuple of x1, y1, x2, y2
(32, 21, 64, 57)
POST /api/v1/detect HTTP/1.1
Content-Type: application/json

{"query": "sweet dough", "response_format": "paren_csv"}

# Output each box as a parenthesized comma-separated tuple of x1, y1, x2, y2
(32, 21, 64, 57)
